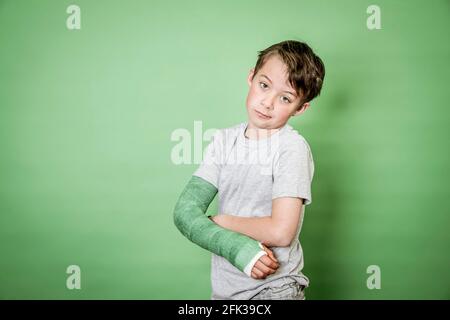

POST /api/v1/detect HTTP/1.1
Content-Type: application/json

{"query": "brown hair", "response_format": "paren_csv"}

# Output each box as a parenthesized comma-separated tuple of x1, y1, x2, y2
(252, 40, 325, 108)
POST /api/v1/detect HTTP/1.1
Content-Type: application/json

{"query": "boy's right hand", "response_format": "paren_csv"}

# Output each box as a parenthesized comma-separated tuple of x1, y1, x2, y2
(251, 244, 279, 280)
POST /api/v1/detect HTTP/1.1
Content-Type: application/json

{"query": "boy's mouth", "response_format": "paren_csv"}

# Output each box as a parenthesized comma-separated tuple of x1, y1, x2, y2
(255, 110, 271, 119)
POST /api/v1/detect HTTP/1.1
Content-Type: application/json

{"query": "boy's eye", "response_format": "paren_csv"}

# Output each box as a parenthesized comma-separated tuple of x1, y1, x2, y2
(259, 82, 291, 104)
(281, 96, 291, 104)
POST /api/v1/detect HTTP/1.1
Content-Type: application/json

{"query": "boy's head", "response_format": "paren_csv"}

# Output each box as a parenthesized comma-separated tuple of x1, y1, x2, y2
(246, 40, 325, 130)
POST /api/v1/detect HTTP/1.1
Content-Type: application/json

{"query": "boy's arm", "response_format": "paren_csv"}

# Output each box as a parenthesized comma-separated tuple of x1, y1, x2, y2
(173, 175, 268, 276)
(211, 197, 303, 247)
(215, 138, 313, 247)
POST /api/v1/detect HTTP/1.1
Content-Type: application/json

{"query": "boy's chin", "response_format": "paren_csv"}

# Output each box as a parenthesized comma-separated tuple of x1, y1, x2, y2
(248, 120, 276, 131)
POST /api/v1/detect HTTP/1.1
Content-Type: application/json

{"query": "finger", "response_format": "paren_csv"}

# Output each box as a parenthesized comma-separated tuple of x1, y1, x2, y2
(261, 255, 279, 269)
(255, 260, 276, 275)
(264, 247, 278, 263)
(253, 264, 271, 279)
(260, 255, 279, 270)
(261, 244, 279, 263)
(256, 260, 276, 273)
(252, 266, 265, 278)
(266, 250, 278, 263)
(251, 271, 259, 279)
(253, 268, 267, 279)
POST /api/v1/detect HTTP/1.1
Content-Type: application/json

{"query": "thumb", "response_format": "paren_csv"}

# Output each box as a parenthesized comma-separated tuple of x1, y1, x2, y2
(261, 244, 278, 263)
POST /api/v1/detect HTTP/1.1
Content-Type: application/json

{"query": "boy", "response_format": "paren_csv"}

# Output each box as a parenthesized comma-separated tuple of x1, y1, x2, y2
(173, 40, 325, 300)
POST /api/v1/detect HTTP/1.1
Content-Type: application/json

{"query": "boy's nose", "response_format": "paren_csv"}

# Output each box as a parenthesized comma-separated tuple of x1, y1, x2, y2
(261, 94, 276, 110)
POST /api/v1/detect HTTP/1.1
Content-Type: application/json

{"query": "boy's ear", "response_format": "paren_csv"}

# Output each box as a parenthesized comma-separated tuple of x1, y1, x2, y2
(292, 102, 310, 116)
(247, 68, 255, 86)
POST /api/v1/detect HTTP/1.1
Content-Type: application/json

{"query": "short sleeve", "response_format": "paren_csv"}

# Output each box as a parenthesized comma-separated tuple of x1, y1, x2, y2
(272, 140, 314, 205)
(192, 130, 222, 189)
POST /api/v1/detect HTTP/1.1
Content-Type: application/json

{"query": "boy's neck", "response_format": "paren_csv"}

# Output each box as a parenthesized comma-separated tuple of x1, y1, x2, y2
(245, 122, 282, 140)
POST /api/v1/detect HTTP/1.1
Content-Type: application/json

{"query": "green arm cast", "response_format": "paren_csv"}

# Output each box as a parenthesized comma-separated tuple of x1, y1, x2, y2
(173, 175, 263, 273)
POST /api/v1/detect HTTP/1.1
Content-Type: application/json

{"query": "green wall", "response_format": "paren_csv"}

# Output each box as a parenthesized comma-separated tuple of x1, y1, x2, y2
(0, 0, 449, 299)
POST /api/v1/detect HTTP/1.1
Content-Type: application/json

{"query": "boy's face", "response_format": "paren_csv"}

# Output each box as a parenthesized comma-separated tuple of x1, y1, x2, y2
(245, 54, 310, 130)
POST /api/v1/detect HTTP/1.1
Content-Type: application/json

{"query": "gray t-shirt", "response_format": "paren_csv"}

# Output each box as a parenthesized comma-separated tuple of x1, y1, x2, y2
(193, 121, 314, 300)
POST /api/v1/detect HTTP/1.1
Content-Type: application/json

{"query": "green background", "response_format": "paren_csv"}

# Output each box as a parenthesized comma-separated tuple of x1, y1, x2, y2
(0, 0, 449, 299)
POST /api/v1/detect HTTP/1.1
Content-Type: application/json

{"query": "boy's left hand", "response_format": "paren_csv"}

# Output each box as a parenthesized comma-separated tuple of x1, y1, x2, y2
(251, 245, 279, 279)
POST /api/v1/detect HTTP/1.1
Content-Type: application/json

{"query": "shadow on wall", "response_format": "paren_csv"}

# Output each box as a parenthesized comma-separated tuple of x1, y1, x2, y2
(291, 89, 350, 299)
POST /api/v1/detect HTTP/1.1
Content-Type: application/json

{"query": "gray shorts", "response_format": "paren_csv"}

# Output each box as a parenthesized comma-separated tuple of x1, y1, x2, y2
(250, 282, 306, 300)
